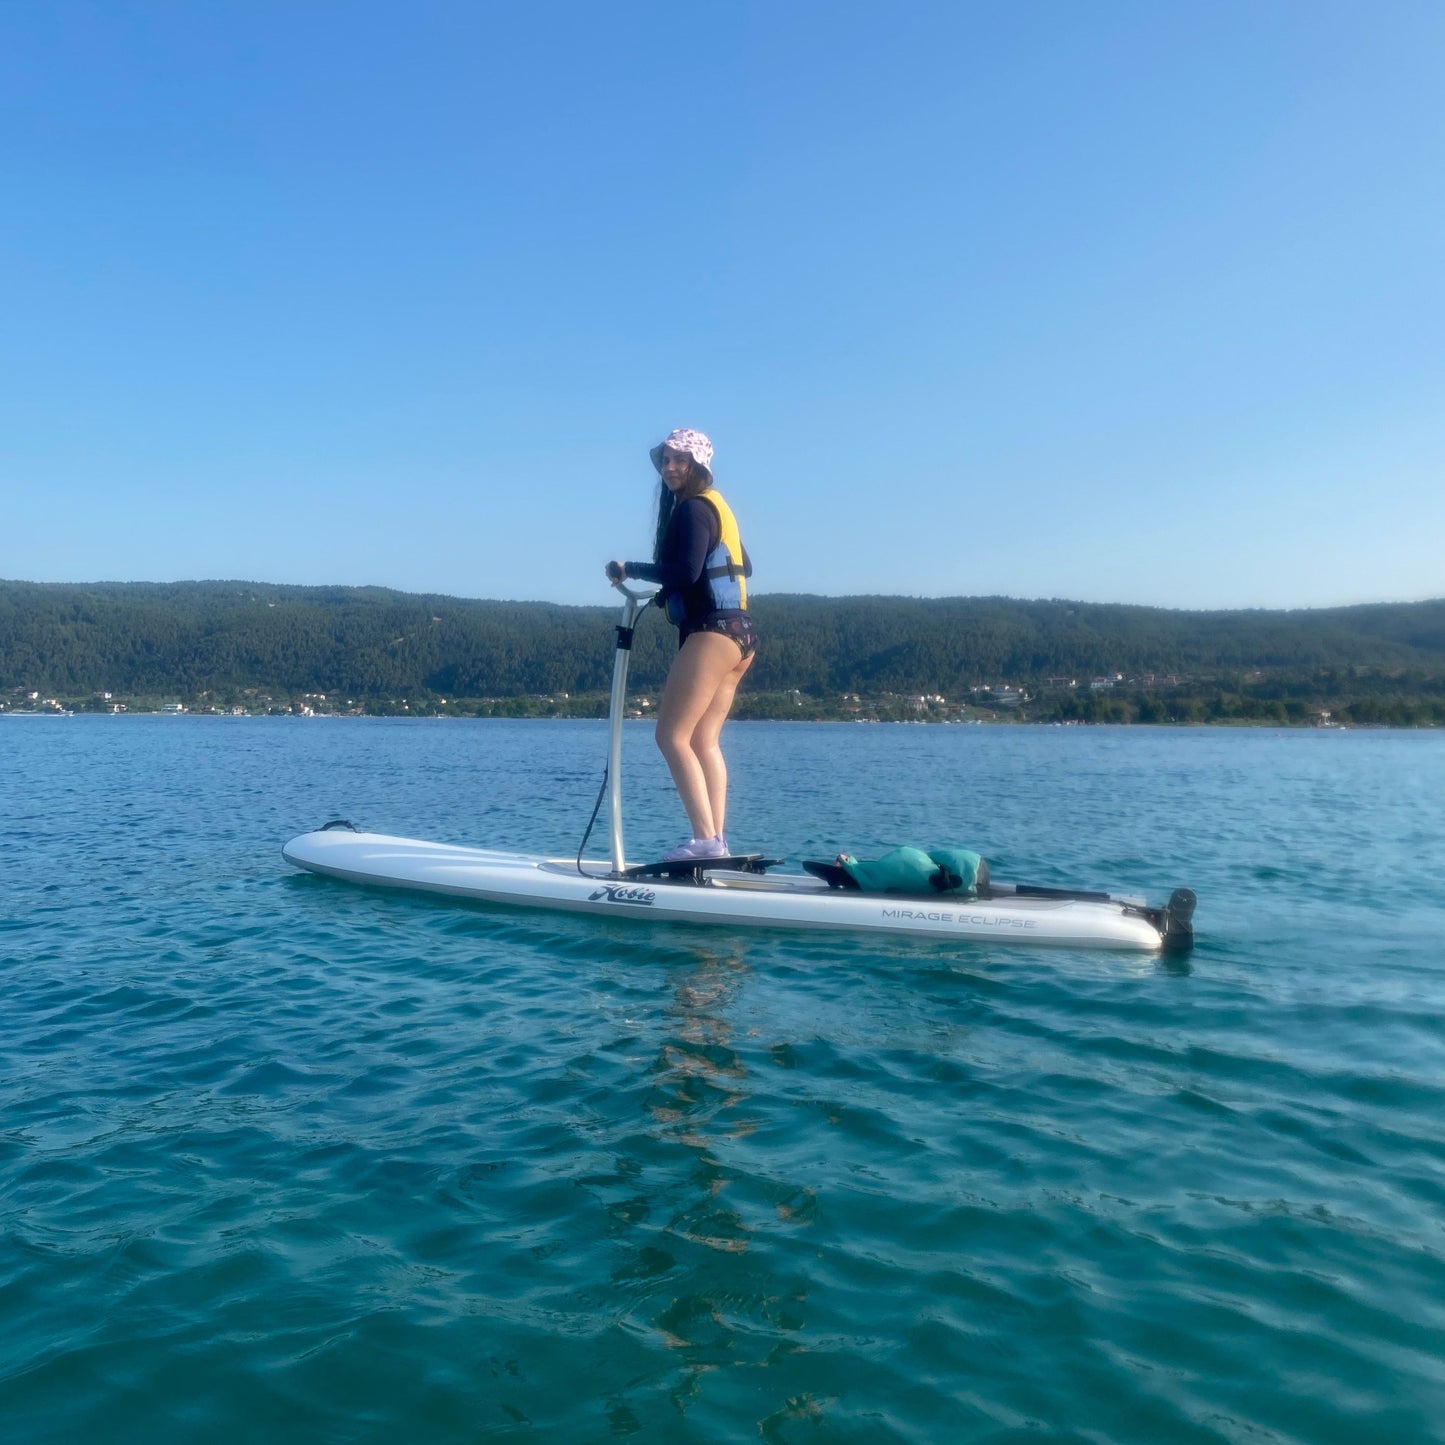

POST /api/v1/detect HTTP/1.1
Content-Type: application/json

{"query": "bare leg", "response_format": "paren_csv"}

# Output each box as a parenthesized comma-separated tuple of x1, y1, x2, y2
(655, 632, 751, 839)
(689, 650, 753, 838)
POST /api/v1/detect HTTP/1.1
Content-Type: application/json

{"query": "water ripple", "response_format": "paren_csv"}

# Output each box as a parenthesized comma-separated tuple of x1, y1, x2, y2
(3, 721, 1445, 1441)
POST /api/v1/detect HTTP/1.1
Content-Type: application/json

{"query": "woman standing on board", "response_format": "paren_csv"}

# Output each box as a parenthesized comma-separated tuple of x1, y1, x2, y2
(607, 428, 755, 862)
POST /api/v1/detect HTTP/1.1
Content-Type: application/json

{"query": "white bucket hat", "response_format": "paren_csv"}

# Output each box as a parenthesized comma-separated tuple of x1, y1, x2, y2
(649, 428, 714, 483)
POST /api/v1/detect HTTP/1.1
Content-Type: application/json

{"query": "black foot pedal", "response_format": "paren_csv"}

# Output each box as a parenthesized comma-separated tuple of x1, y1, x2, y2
(802, 860, 861, 890)
(624, 853, 781, 883)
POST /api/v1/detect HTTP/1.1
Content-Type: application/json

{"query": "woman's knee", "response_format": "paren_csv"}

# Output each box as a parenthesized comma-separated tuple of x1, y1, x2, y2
(689, 729, 723, 761)
(655, 719, 690, 758)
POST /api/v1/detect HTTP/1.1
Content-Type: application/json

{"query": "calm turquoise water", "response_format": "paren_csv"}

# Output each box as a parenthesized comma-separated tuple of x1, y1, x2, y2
(3, 717, 1444, 1443)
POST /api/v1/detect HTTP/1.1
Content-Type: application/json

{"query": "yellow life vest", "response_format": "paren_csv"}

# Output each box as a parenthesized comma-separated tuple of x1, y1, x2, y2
(695, 488, 747, 611)
(661, 488, 749, 625)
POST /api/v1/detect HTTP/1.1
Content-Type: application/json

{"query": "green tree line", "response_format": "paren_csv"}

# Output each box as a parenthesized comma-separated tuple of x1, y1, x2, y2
(2, 580, 1443, 719)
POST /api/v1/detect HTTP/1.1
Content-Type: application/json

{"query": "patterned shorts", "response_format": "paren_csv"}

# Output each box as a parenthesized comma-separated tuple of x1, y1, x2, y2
(681, 613, 758, 662)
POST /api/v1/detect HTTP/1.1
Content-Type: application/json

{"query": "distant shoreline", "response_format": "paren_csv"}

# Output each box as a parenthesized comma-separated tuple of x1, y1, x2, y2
(4, 708, 1426, 730)
(5, 580, 1443, 729)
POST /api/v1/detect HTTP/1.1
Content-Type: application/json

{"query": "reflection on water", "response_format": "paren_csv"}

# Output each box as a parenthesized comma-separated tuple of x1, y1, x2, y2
(602, 941, 818, 1424)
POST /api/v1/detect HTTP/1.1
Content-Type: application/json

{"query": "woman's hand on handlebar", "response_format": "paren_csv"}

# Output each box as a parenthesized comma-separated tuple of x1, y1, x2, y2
(605, 560, 627, 587)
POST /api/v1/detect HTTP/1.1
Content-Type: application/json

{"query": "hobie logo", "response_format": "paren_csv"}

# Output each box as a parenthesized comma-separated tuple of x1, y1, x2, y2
(588, 883, 657, 906)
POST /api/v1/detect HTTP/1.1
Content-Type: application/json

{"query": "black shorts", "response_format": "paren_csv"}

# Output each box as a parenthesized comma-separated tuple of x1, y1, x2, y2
(680, 613, 758, 661)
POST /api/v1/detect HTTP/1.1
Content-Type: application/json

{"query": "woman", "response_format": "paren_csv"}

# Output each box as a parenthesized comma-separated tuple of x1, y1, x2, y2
(607, 428, 756, 861)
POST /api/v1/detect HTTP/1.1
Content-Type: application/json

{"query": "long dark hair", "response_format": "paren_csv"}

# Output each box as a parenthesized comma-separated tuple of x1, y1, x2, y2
(652, 464, 711, 562)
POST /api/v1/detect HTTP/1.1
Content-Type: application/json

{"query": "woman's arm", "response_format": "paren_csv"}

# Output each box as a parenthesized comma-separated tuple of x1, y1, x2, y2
(621, 499, 715, 589)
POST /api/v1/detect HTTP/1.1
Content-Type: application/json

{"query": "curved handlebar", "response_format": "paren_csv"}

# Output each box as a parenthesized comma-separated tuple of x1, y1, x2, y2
(614, 580, 659, 603)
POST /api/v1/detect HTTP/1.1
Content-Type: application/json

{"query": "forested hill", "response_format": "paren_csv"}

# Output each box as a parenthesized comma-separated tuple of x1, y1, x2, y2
(2, 579, 1444, 702)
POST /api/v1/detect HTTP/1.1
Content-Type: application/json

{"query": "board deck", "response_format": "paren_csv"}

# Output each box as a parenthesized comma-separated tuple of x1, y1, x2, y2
(282, 828, 1188, 952)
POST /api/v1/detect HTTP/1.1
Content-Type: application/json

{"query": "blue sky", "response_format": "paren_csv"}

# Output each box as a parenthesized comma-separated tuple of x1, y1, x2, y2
(3, 1, 1441, 610)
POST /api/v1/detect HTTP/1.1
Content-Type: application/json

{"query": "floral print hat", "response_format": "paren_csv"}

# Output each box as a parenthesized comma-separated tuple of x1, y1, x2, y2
(649, 428, 713, 484)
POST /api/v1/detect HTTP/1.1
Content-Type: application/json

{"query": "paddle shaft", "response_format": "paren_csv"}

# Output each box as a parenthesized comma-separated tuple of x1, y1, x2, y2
(606, 583, 656, 874)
